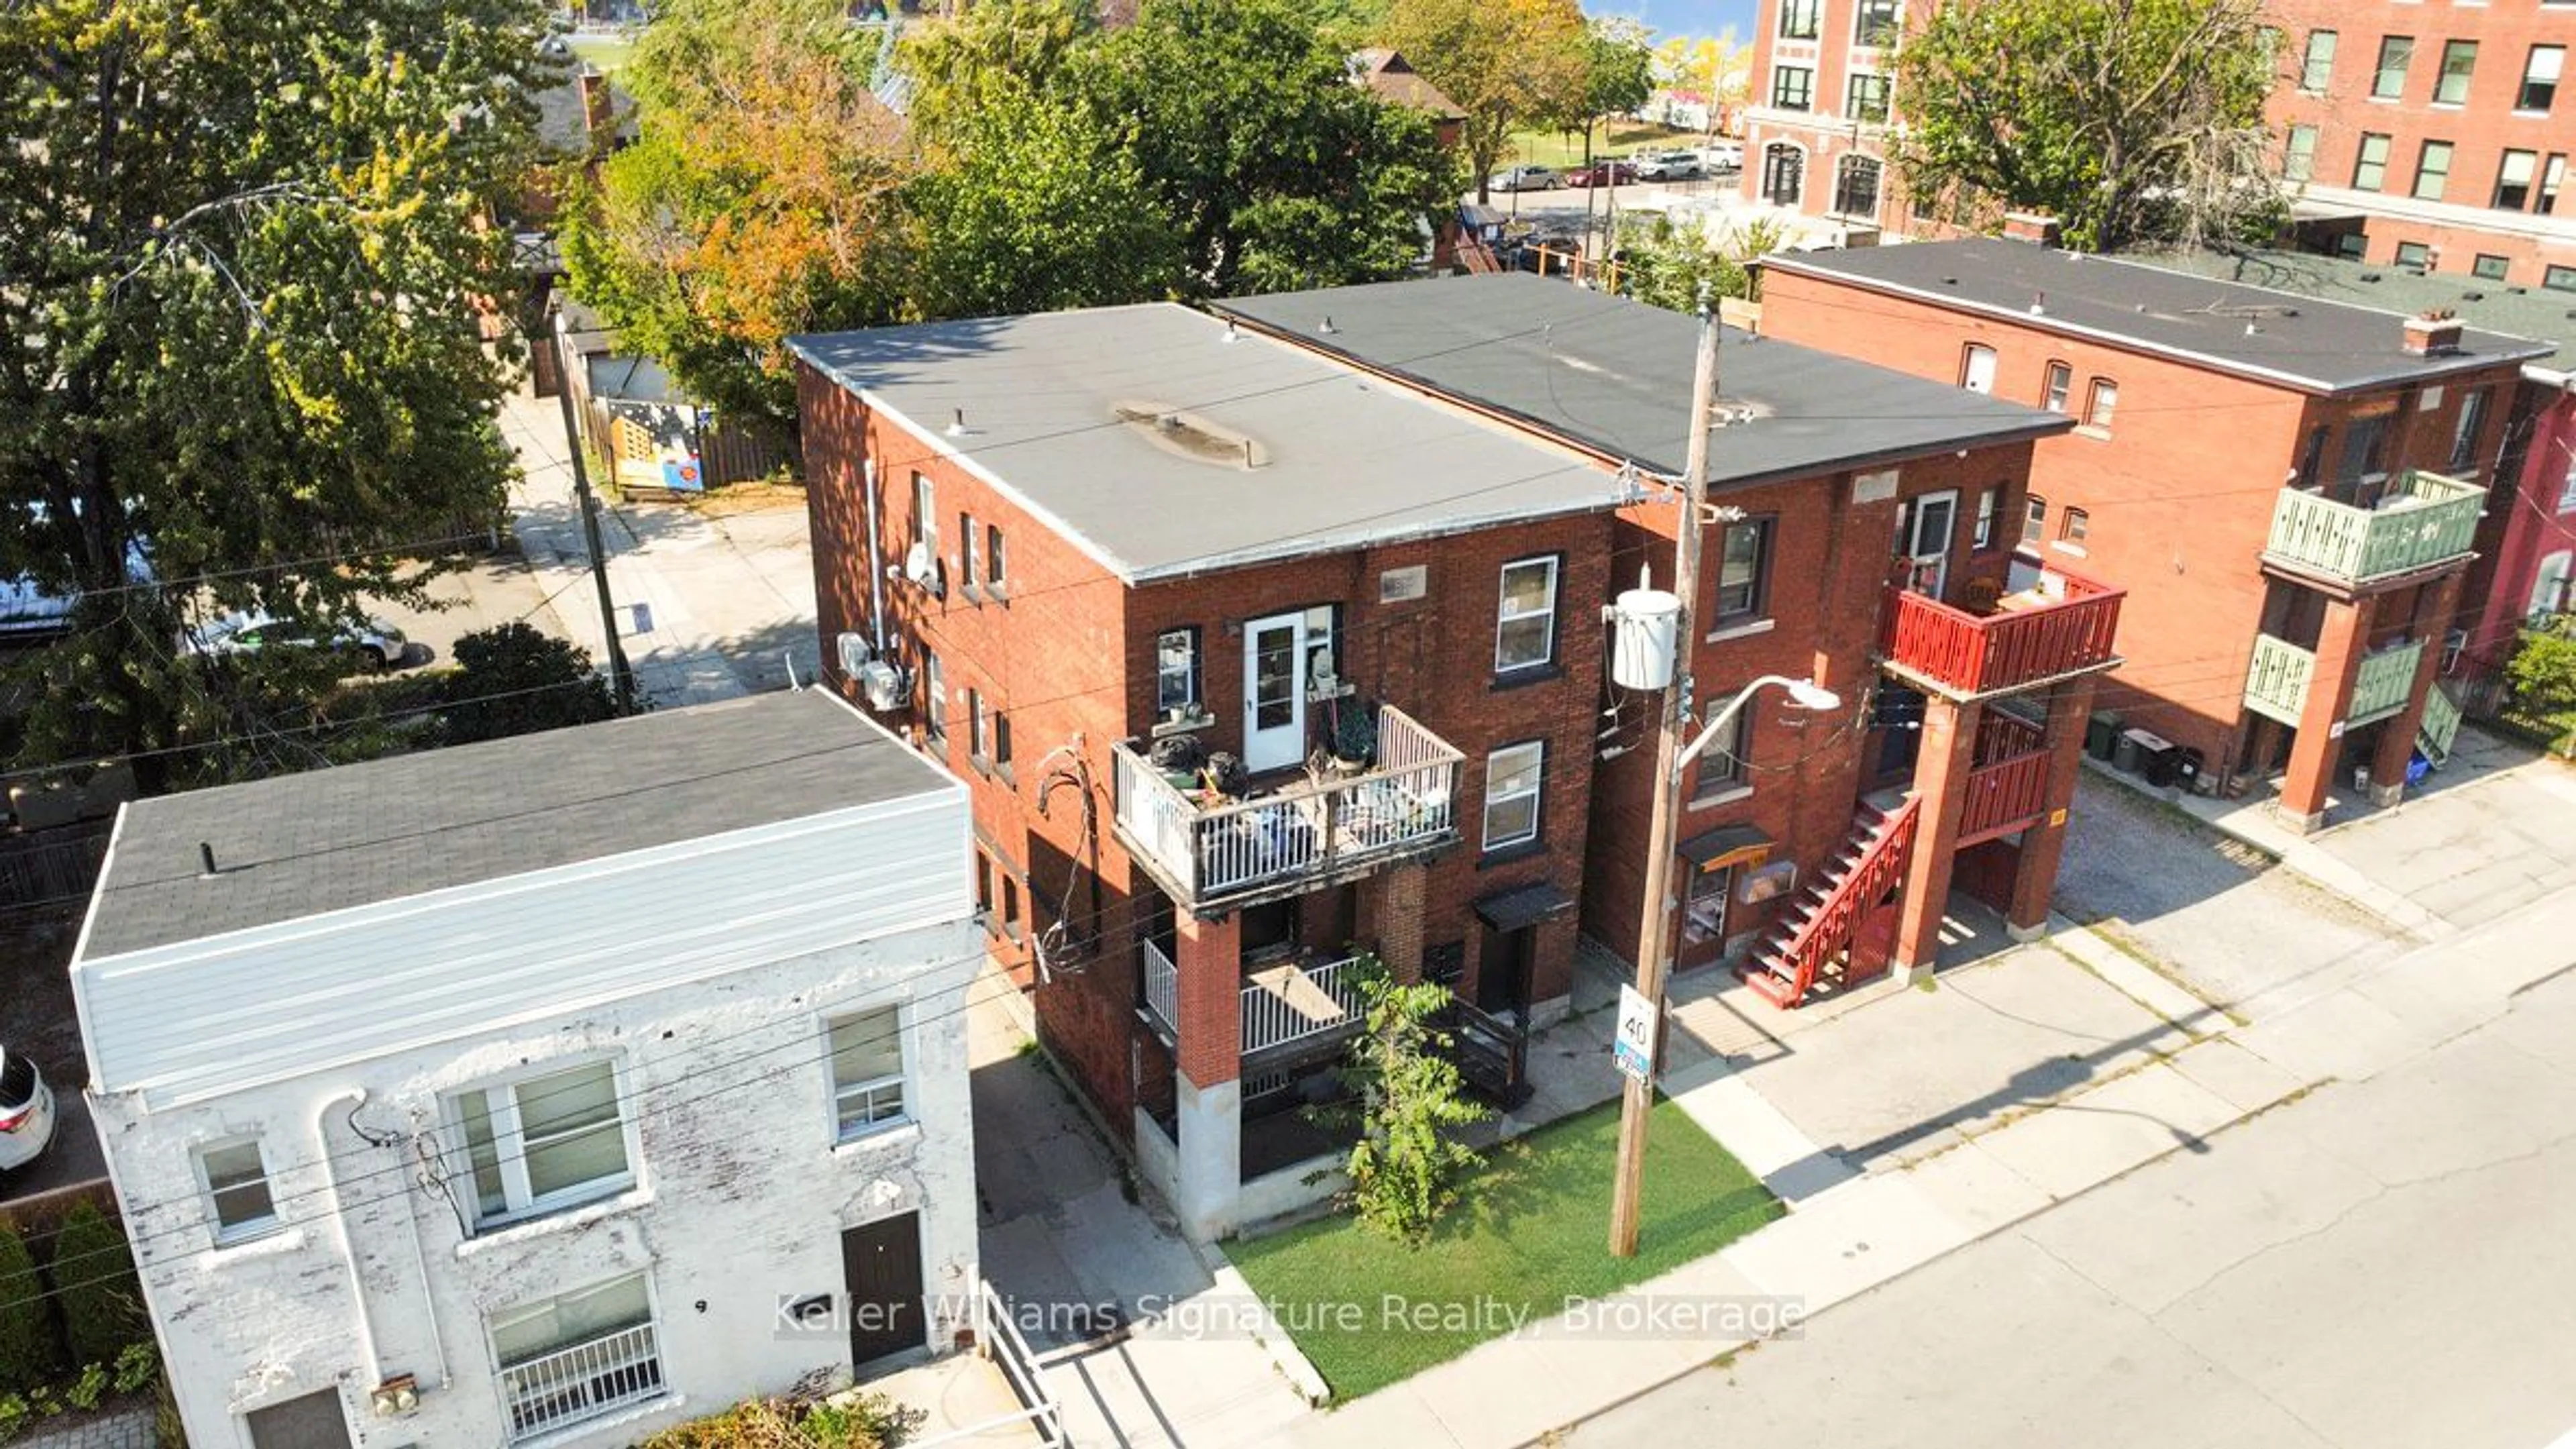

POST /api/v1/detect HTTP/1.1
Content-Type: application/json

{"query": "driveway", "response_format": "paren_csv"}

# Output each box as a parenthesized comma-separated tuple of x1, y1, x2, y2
(2286, 726, 2576, 932)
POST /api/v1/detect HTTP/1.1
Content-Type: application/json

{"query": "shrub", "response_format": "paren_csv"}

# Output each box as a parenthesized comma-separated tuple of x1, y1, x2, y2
(2504, 621, 2576, 716)
(0, 1225, 60, 1395)
(637, 1391, 918, 1448)
(1326, 957, 1489, 1244)
(46, 1206, 146, 1367)
(439, 623, 619, 744)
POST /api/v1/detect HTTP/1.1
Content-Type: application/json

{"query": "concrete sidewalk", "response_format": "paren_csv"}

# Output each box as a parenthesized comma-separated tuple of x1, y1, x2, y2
(498, 393, 817, 708)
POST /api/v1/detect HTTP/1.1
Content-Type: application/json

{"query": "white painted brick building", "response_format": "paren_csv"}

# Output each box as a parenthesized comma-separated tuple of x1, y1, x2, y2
(70, 691, 981, 1449)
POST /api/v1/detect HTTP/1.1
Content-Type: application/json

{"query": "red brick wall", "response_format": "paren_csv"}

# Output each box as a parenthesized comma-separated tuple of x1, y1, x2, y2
(1759, 267, 2524, 772)
(2461, 386, 2576, 673)
(1739, 0, 1937, 231)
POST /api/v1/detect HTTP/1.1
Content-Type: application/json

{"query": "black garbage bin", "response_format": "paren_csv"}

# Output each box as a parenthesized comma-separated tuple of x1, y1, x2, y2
(2173, 747, 2206, 792)
(2086, 710, 2123, 761)
(2142, 738, 2183, 788)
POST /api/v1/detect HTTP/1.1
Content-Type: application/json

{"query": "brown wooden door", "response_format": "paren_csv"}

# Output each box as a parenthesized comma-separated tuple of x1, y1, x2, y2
(841, 1212, 927, 1368)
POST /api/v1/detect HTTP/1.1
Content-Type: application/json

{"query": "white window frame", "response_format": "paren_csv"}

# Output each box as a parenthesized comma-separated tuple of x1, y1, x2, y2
(1481, 741, 1545, 853)
(2523, 44, 2565, 113)
(195, 1136, 282, 1246)
(490, 1271, 665, 1443)
(827, 1004, 910, 1144)
(2042, 360, 2072, 412)
(2085, 378, 2120, 431)
(960, 510, 980, 588)
(1973, 486, 2000, 550)
(447, 1058, 637, 1232)
(1156, 627, 1200, 714)
(1495, 556, 1560, 675)
(1960, 343, 1998, 394)
(985, 523, 1007, 592)
(912, 470, 937, 558)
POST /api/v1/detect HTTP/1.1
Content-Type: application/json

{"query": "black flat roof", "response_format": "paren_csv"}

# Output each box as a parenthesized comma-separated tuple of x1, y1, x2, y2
(1764, 239, 2555, 394)
(1213, 273, 2072, 490)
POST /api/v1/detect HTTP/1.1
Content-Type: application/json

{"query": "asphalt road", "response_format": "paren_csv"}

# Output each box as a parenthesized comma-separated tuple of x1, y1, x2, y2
(1562, 938, 2576, 1448)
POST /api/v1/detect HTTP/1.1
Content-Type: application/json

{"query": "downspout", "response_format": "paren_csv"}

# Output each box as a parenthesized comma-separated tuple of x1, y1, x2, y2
(863, 457, 888, 657)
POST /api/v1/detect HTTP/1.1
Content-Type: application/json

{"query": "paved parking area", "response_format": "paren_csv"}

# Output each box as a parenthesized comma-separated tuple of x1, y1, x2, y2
(2288, 728, 2576, 932)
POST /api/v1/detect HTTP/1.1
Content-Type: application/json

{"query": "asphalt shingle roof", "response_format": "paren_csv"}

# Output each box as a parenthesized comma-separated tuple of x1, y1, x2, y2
(2131, 247, 2576, 378)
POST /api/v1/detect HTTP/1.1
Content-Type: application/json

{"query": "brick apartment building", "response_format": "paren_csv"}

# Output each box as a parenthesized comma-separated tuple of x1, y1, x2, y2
(792, 274, 2125, 1239)
(1762, 237, 2553, 831)
(2265, 1, 2576, 288)
(1737, 0, 1925, 239)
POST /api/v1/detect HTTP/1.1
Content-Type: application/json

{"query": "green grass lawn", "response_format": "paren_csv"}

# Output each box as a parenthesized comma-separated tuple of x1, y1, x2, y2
(567, 32, 637, 72)
(1502, 119, 1703, 169)
(1226, 1094, 1782, 1401)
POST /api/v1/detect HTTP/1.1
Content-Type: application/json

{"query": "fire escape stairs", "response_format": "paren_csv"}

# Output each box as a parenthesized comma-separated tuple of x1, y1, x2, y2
(1738, 795, 1920, 1009)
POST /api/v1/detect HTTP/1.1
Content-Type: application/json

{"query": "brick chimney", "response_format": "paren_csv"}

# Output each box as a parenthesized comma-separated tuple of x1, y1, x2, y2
(578, 68, 613, 147)
(2402, 309, 2465, 357)
(2001, 211, 2061, 247)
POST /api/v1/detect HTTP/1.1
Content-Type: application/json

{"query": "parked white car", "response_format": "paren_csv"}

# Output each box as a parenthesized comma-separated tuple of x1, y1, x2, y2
(1634, 149, 1709, 182)
(1699, 142, 1745, 172)
(0, 1050, 57, 1174)
(184, 609, 409, 672)
(1489, 164, 1560, 193)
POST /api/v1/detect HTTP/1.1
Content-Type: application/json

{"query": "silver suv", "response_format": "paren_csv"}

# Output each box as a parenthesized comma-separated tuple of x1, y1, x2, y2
(0, 1050, 56, 1174)
(1635, 149, 1709, 182)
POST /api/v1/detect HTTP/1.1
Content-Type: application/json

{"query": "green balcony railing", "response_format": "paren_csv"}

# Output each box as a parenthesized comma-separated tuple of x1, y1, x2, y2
(2263, 470, 2484, 587)
(2242, 633, 2425, 728)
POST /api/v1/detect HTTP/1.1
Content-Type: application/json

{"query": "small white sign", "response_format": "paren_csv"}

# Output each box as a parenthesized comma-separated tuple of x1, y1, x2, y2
(1613, 983, 1658, 1081)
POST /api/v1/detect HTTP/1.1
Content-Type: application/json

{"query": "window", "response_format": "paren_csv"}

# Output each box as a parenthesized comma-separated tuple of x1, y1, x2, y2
(1832, 154, 1883, 216)
(2496, 149, 2538, 209)
(2283, 124, 2319, 182)
(2353, 133, 2392, 191)
(2395, 239, 2432, 269)
(2023, 495, 2047, 546)
(493, 1273, 663, 1441)
(1715, 517, 1774, 624)
(2534, 550, 2574, 618)
(2436, 40, 2477, 105)
(2412, 140, 2453, 201)
(2374, 36, 2414, 99)
(2339, 415, 2391, 490)
(1495, 557, 1559, 674)
(1771, 65, 1814, 111)
(967, 688, 988, 763)
(1481, 741, 1544, 852)
(2084, 378, 2119, 430)
(1845, 73, 1891, 123)
(1762, 145, 1805, 206)
(451, 1060, 631, 1229)
(2301, 30, 2337, 93)
(959, 510, 978, 588)
(197, 1140, 279, 1244)
(1001, 875, 1020, 936)
(911, 471, 936, 557)
(2473, 254, 2511, 281)
(975, 852, 994, 922)
(1960, 343, 1998, 394)
(1691, 706, 1752, 800)
(2549, 265, 2576, 292)
(1973, 486, 2000, 549)
(2451, 386, 2491, 472)
(1684, 865, 1733, 945)
(2542, 154, 2567, 213)
(1853, 0, 1900, 48)
(2334, 231, 2368, 260)
(2563, 451, 2576, 511)
(828, 1006, 906, 1138)
(921, 650, 945, 746)
(2042, 360, 2072, 412)
(1301, 604, 1340, 692)
(1778, 0, 1819, 41)
(1155, 628, 1199, 714)
(2059, 507, 2090, 545)
(994, 710, 1012, 773)
(2522, 45, 2563, 111)
(985, 524, 1006, 591)
(2296, 424, 2330, 488)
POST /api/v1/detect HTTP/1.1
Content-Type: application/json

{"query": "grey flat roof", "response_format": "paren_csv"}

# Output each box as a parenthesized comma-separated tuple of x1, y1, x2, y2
(789, 303, 1623, 582)
(83, 690, 948, 957)
(1763, 238, 2555, 393)
(1213, 274, 2073, 490)
(2131, 248, 2576, 378)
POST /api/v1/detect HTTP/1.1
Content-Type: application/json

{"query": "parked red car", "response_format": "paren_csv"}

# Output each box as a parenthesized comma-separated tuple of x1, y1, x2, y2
(1564, 160, 1639, 188)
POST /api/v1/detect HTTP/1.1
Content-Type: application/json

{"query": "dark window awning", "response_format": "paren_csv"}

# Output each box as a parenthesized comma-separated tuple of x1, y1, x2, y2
(1679, 824, 1772, 870)
(1475, 879, 1574, 932)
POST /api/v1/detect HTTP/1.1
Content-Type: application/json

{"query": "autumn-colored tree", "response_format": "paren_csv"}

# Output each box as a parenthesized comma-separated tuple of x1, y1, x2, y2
(561, 0, 907, 420)
(1381, 0, 1589, 203)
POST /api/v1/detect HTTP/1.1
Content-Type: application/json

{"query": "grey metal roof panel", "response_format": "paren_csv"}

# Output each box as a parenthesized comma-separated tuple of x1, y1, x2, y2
(788, 303, 1625, 582)
(1212, 274, 2074, 489)
(2130, 247, 2576, 377)
(80, 690, 952, 957)
(1763, 238, 2556, 392)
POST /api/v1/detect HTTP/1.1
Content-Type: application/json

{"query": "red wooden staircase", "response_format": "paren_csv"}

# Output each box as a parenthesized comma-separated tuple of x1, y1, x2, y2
(1739, 796, 1921, 1008)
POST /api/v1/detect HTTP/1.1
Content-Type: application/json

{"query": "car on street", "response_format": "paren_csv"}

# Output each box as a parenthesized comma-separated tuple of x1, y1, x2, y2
(1634, 149, 1709, 182)
(184, 609, 409, 672)
(1564, 159, 1640, 188)
(1489, 165, 1560, 193)
(0, 1050, 56, 1175)
(1699, 142, 1744, 172)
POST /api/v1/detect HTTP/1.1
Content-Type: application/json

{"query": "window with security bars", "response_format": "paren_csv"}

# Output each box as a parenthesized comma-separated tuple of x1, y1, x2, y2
(493, 1273, 663, 1442)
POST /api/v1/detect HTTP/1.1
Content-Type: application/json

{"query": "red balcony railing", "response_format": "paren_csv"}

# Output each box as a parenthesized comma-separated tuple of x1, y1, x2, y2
(1880, 565, 2125, 698)
(1959, 749, 2051, 843)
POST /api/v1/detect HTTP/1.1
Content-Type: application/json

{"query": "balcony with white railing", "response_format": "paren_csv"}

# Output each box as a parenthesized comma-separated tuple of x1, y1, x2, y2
(501, 1322, 665, 1442)
(2261, 470, 2485, 590)
(1111, 704, 1463, 912)
(1138, 943, 1371, 1062)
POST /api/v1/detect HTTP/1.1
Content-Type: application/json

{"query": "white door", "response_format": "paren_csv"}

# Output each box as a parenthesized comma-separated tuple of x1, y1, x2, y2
(1242, 612, 1306, 773)
(1904, 490, 1959, 599)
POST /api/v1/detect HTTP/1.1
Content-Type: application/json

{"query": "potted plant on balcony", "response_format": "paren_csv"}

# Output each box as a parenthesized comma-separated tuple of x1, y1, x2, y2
(1325, 697, 1378, 776)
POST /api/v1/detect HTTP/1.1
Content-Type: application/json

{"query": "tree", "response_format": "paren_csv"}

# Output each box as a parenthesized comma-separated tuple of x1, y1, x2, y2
(439, 623, 617, 745)
(1894, 0, 2282, 252)
(0, 1222, 60, 1394)
(1328, 959, 1487, 1244)
(895, 0, 1097, 142)
(2505, 616, 2576, 722)
(47, 1205, 147, 1368)
(1069, 0, 1458, 296)
(0, 0, 551, 784)
(1654, 32, 1747, 136)
(1616, 215, 1784, 315)
(561, 0, 907, 421)
(1381, 0, 1589, 204)
(1544, 17, 1656, 173)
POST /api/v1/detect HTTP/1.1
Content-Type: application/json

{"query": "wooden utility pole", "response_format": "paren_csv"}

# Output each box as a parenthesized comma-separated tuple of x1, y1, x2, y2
(547, 315, 637, 714)
(1609, 288, 1719, 1258)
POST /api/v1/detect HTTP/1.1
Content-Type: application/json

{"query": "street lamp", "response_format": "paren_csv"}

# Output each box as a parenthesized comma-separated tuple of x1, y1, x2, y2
(1674, 676, 1841, 780)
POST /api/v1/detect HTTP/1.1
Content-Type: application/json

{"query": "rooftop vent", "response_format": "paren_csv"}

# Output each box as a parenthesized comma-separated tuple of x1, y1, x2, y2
(1114, 401, 1269, 468)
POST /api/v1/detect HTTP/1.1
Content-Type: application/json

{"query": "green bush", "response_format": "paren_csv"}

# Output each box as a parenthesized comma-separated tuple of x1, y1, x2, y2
(439, 623, 619, 744)
(46, 1205, 146, 1368)
(0, 1224, 61, 1396)
(637, 1391, 918, 1448)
